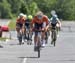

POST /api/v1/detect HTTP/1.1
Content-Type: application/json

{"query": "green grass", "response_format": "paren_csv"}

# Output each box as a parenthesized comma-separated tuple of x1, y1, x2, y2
(8, 18, 16, 31)
(0, 37, 7, 41)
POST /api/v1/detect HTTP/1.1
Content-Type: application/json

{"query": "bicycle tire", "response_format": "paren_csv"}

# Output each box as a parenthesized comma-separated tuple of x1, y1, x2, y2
(18, 33, 22, 45)
(51, 30, 54, 44)
(54, 30, 57, 46)
(45, 32, 49, 44)
(51, 29, 57, 46)
(37, 45, 40, 58)
(27, 33, 30, 45)
(53, 30, 57, 46)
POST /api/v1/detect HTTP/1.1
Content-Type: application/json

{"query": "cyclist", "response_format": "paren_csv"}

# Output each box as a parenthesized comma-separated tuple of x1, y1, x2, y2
(24, 15, 33, 42)
(31, 11, 49, 50)
(50, 10, 61, 35)
(49, 12, 61, 44)
(16, 13, 27, 43)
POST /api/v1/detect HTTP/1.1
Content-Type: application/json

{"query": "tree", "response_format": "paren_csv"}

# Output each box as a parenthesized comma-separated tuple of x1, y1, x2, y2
(7, 0, 24, 17)
(0, 0, 75, 20)
(33, 0, 57, 17)
(20, 1, 39, 16)
(0, 0, 12, 18)
(55, 0, 75, 20)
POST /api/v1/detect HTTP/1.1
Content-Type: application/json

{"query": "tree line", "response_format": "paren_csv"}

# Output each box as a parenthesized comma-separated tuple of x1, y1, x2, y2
(0, 0, 75, 20)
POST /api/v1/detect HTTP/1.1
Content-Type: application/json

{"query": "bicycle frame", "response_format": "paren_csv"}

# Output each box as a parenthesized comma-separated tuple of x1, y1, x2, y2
(34, 30, 42, 58)
(51, 26, 57, 46)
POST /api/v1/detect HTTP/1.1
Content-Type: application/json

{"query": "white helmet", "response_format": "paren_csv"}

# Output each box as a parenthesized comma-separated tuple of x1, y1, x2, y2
(23, 14, 27, 18)
(19, 13, 24, 17)
(51, 10, 56, 16)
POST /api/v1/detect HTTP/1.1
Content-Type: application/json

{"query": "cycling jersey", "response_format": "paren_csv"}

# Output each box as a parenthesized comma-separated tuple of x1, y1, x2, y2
(50, 17, 59, 24)
(31, 15, 48, 25)
(16, 17, 26, 29)
(25, 19, 31, 29)
(16, 17, 25, 24)
(31, 15, 48, 30)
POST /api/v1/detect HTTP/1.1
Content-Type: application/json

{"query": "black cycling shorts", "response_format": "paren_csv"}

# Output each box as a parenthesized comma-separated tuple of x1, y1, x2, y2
(34, 23, 43, 36)
(51, 23, 57, 29)
(25, 22, 30, 29)
(34, 23, 43, 29)
(16, 23, 23, 29)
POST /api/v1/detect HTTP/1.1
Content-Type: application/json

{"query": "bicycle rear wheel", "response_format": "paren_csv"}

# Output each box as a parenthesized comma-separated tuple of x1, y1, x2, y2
(38, 48, 40, 58)
(51, 29, 57, 46)
(18, 33, 22, 45)
(45, 32, 48, 44)
(53, 30, 57, 46)
(37, 44, 40, 58)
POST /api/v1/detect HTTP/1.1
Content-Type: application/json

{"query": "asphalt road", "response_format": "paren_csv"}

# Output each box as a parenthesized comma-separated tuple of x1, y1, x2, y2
(0, 31, 75, 63)
(0, 21, 75, 63)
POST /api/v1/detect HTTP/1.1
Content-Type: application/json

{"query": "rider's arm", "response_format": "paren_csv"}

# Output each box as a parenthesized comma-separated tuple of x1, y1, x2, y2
(22, 19, 26, 28)
(30, 18, 35, 31)
(31, 19, 35, 28)
(49, 18, 52, 24)
(43, 16, 49, 31)
(56, 18, 61, 27)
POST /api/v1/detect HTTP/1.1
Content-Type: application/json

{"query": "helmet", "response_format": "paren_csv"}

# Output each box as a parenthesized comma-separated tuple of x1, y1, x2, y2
(51, 10, 56, 16)
(23, 14, 27, 18)
(36, 11, 43, 16)
(19, 13, 24, 17)
(28, 15, 33, 20)
(36, 11, 43, 19)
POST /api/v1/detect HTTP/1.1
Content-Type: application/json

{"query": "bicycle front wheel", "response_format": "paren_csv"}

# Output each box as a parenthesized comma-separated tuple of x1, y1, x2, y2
(18, 33, 22, 45)
(51, 30, 57, 46)
(38, 46, 40, 58)
(53, 30, 57, 46)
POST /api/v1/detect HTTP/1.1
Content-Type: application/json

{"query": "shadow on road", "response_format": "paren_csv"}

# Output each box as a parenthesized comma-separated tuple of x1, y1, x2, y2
(18, 56, 39, 59)
(59, 59, 75, 61)
(9, 43, 24, 46)
(0, 45, 3, 48)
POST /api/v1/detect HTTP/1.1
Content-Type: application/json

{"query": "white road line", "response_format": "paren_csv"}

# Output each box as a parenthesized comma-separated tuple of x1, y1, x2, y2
(22, 58, 27, 63)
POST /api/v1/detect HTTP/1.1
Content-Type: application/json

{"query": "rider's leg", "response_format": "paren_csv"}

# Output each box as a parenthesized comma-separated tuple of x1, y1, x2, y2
(51, 30, 53, 44)
(56, 23, 60, 37)
(34, 32, 39, 51)
(22, 27, 26, 42)
(16, 23, 21, 37)
(41, 22, 47, 47)
(29, 30, 32, 41)
(41, 31, 46, 47)
(34, 32, 38, 46)
(16, 23, 23, 44)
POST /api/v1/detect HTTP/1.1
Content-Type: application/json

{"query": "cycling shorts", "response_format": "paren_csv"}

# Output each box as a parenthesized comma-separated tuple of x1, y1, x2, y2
(33, 23, 43, 36)
(25, 22, 30, 29)
(16, 23, 23, 29)
(51, 23, 57, 29)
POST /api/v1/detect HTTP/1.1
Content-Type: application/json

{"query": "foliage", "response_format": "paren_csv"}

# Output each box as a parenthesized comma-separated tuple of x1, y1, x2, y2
(0, 0, 75, 20)
(8, 20, 16, 30)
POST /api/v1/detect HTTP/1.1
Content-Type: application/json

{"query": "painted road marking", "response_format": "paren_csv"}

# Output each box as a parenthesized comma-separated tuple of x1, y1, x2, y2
(22, 58, 27, 63)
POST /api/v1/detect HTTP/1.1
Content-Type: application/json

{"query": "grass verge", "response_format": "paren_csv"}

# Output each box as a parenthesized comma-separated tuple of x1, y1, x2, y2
(0, 37, 8, 41)
(8, 18, 16, 31)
